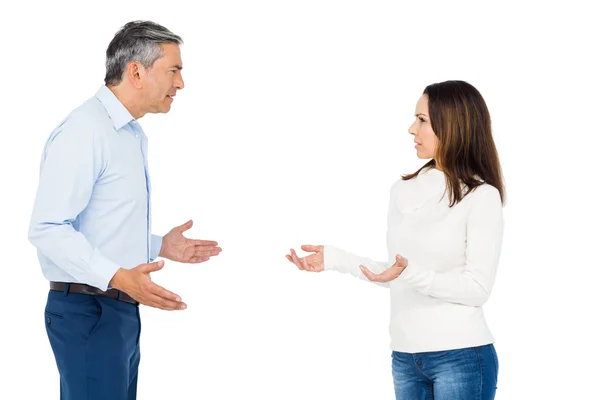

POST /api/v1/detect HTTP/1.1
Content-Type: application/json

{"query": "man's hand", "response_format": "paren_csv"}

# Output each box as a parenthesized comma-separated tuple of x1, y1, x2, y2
(159, 220, 222, 263)
(109, 260, 187, 310)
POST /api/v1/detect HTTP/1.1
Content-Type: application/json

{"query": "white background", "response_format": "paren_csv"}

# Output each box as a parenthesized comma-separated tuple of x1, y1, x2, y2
(1, 1, 598, 399)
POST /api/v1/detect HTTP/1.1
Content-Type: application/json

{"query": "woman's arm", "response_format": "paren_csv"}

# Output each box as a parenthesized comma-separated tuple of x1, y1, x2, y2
(399, 187, 504, 306)
(325, 245, 391, 288)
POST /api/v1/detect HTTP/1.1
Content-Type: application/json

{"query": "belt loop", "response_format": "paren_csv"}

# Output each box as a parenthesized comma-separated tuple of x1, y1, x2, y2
(63, 283, 71, 297)
(117, 290, 122, 301)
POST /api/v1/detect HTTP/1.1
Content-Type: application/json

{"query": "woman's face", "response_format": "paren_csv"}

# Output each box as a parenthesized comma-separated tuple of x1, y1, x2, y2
(408, 94, 439, 161)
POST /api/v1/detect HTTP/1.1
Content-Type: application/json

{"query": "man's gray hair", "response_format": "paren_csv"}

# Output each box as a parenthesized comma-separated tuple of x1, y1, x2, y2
(104, 21, 183, 85)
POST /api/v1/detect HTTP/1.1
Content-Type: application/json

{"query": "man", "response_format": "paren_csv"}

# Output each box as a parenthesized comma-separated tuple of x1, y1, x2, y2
(28, 21, 222, 400)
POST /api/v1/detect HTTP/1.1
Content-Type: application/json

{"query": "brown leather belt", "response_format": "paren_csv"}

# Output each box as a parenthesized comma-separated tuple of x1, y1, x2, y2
(50, 282, 138, 306)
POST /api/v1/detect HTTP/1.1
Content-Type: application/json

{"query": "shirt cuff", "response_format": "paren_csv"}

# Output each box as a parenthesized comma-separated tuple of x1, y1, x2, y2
(150, 234, 163, 261)
(89, 249, 122, 291)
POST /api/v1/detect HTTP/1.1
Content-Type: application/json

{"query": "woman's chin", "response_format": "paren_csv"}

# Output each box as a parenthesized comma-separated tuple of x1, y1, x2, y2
(415, 149, 432, 159)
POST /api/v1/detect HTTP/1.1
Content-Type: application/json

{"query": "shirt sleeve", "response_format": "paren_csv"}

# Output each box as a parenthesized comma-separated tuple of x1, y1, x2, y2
(324, 245, 390, 288)
(150, 234, 163, 261)
(399, 187, 504, 306)
(28, 116, 121, 291)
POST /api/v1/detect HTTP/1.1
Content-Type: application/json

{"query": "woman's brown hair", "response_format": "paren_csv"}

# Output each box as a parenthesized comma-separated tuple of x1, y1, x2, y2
(403, 80, 505, 207)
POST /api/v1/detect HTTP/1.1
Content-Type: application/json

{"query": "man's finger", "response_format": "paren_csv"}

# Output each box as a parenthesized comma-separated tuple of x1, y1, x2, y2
(147, 281, 181, 302)
(176, 219, 194, 233)
(144, 294, 185, 311)
(189, 256, 210, 263)
(191, 239, 219, 247)
(193, 247, 222, 257)
(141, 260, 164, 273)
(146, 295, 177, 311)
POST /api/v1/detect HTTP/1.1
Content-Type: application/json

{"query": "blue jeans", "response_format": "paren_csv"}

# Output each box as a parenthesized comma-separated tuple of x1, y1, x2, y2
(392, 344, 498, 400)
(44, 288, 141, 400)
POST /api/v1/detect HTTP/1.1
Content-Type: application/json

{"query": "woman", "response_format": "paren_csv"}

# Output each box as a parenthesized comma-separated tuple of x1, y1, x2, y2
(286, 80, 504, 399)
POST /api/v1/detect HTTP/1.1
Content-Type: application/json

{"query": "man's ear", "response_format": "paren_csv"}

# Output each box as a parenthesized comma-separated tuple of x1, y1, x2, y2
(125, 61, 145, 89)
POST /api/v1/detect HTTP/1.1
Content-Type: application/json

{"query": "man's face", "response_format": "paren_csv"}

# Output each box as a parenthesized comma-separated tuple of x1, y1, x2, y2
(140, 43, 184, 114)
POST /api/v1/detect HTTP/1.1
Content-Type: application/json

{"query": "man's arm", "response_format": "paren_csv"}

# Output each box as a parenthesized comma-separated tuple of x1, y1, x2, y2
(28, 116, 120, 291)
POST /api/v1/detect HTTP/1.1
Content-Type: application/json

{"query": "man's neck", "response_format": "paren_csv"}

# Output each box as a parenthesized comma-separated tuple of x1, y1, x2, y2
(107, 84, 145, 119)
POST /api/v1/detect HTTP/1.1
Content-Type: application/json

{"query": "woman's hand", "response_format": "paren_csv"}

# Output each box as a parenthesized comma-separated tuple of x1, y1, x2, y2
(360, 255, 408, 283)
(286, 245, 324, 272)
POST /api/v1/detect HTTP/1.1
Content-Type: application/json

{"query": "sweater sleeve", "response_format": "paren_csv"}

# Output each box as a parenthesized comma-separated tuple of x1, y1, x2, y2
(399, 187, 504, 306)
(322, 181, 401, 288)
(324, 245, 390, 288)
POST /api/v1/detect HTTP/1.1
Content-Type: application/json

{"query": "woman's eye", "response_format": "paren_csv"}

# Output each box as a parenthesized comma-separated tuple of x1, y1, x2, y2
(419, 117, 425, 122)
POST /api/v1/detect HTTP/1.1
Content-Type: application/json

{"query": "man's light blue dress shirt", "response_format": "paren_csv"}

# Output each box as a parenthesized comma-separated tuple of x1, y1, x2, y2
(28, 85, 162, 291)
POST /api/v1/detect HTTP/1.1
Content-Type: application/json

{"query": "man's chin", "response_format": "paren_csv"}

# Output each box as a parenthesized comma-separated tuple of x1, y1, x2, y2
(149, 105, 171, 114)
(161, 100, 173, 113)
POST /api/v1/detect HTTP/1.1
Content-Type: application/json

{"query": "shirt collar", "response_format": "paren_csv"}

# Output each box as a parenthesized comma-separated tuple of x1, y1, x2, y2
(94, 85, 136, 131)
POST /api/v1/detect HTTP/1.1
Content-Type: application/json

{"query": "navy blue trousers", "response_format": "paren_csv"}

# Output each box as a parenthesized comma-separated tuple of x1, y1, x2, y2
(44, 288, 141, 400)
